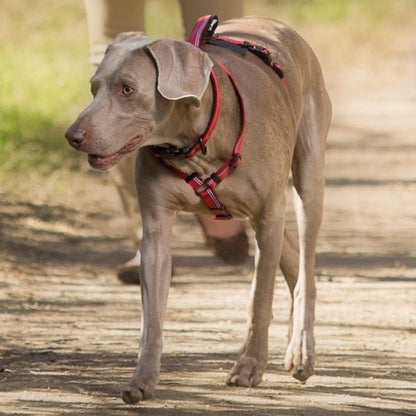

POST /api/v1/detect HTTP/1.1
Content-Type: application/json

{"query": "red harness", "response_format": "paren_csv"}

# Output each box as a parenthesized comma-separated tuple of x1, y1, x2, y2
(152, 15, 288, 220)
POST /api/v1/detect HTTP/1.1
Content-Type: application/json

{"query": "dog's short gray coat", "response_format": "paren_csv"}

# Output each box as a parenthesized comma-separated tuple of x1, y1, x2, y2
(66, 17, 331, 404)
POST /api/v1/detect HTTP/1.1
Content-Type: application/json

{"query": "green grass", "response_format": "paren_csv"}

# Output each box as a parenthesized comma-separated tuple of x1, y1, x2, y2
(253, 0, 414, 25)
(0, 0, 185, 185)
(0, 0, 90, 179)
(1, 0, 415, 191)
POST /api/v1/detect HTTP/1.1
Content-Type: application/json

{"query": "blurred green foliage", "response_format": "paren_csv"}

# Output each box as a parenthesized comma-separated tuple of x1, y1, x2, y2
(0, 1, 90, 176)
(260, 0, 413, 25)
(0, 0, 414, 184)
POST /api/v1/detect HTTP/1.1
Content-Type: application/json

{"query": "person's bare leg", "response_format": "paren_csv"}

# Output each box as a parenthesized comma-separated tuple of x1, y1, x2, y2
(179, 0, 244, 38)
(197, 217, 249, 264)
(84, 0, 145, 67)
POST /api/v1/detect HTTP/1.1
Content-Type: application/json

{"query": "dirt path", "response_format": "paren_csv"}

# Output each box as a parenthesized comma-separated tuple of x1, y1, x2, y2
(1, 46, 416, 416)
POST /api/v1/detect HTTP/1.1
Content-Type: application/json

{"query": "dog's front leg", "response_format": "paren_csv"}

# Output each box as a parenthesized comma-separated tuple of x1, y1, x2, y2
(227, 209, 285, 387)
(122, 213, 174, 404)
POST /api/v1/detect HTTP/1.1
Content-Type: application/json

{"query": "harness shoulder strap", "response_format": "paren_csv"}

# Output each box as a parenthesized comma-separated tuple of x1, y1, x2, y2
(189, 15, 218, 47)
(207, 37, 289, 93)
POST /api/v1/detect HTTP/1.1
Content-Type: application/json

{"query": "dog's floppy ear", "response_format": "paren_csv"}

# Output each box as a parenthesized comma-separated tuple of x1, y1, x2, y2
(146, 40, 213, 107)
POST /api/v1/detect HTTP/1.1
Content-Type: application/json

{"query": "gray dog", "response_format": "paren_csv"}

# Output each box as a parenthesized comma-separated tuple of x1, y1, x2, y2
(66, 16, 331, 404)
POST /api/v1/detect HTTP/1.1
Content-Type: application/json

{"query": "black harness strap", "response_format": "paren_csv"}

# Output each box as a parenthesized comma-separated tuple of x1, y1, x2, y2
(207, 37, 288, 90)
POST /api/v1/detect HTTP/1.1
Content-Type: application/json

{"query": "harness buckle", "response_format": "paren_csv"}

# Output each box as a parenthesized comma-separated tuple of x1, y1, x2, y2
(230, 153, 242, 168)
(152, 145, 190, 158)
(185, 172, 200, 183)
(199, 137, 208, 155)
(209, 172, 222, 185)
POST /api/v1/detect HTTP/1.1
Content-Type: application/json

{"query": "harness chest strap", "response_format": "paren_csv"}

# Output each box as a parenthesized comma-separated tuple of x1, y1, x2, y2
(154, 63, 245, 219)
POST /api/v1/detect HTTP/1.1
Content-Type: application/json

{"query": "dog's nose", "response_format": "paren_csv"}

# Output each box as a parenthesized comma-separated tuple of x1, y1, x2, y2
(65, 126, 86, 149)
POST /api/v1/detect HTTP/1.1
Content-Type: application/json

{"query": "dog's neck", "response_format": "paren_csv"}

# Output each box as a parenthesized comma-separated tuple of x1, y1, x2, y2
(150, 68, 241, 176)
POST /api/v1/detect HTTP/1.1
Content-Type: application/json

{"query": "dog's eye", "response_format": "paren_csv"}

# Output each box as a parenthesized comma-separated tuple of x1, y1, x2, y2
(122, 85, 134, 96)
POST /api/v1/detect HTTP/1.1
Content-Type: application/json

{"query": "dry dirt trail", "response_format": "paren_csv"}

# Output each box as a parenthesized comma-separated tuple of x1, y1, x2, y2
(1, 34, 416, 416)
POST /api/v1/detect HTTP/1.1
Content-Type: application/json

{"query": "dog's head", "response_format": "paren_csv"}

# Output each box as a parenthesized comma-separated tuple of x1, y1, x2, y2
(65, 32, 213, 170)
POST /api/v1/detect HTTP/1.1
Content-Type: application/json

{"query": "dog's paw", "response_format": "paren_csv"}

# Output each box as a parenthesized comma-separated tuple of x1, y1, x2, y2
(226, 355, 265, 387)
(121, 374, 157, 404)
(284, 329, 315, 383)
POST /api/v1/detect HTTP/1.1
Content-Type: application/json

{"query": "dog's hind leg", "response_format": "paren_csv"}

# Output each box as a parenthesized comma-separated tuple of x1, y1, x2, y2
(227, 197, 286, 388)
(284, 88, 331, 383)
(280, 228, 299, 338)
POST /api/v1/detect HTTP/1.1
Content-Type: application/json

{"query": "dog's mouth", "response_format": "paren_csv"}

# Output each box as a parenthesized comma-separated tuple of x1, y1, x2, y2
(87, 136, 142, 170)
